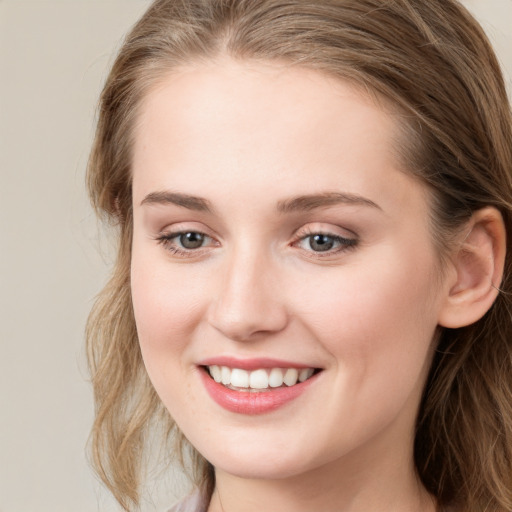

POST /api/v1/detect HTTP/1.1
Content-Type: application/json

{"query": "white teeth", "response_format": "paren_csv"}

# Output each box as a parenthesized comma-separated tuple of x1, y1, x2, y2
(210, 365, 222, 383)
(268, 368, 284, 388)
(230, 368, 249, 388)
(299, 368, 314, 382)
(208, 365, 316, 390)
(221, 366, 231, 385)
(283, 368, 299, 386)
(249, 369, 268, 389)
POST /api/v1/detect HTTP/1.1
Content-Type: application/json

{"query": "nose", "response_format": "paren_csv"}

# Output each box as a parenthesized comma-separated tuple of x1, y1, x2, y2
(207, 247, 289, 342)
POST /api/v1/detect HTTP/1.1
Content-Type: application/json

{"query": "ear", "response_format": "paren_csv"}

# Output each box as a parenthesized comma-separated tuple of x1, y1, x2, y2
(438, 207, 506, 328)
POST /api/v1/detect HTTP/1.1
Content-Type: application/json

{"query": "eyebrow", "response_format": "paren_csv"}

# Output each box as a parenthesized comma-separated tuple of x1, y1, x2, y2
(141, 191, 213, 212)
(276, 192, 381, 213)
(140, 190, 381, 214)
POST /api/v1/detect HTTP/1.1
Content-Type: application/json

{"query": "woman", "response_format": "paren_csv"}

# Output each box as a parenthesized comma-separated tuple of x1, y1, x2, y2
(86, 1, 512, 511)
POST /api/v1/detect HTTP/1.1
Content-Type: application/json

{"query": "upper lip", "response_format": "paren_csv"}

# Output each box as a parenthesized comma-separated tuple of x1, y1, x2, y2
(197, 356, 320, 371)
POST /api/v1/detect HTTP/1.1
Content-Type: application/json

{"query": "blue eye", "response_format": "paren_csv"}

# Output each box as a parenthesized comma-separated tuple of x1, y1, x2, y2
(297, 232, 357, 254)
(156, 230, 213, 256)
(178, 232, 206, 249)
(308, 234, 336, 252)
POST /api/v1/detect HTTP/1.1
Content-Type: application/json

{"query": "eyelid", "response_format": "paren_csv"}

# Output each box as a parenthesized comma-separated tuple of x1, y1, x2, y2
(154, 225, 220, 258)
(294, 223, 357, 240)
(295, 222, 358, 239)
(153, 222, 358, 259)
(291, 224, 359, 257)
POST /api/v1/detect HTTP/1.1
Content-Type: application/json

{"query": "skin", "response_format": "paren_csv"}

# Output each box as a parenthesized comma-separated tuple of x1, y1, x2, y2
(129, 58, 451, 512)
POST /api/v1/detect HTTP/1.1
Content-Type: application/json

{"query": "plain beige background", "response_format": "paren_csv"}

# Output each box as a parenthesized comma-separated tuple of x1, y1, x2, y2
(0, 1, 511, 511)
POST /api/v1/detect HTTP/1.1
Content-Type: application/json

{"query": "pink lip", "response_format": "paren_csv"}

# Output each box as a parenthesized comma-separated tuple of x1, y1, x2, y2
(199, 367, 319, 415)
(198, 356, 315, 371)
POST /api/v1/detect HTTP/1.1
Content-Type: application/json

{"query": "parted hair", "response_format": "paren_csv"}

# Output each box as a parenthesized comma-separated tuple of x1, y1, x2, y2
(86, 1, 512, 510)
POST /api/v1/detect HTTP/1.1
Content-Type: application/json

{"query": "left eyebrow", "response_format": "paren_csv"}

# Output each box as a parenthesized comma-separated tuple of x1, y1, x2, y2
(276, 192, 381, 213)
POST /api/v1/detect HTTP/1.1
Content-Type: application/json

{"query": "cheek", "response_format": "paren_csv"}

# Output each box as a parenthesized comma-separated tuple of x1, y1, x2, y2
(130, 249, 208, 366)
(291, 248, 440, 380)
(130, 253, 211, 421)
(284, 253, 441, 449)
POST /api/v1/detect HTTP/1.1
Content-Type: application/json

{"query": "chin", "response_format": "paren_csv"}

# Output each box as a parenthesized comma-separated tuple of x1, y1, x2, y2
(193, 433, 323, 481)
(212, 456, 310, 481)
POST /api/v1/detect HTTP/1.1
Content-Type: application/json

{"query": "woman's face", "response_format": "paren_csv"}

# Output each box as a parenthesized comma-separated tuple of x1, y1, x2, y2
(131, 59, 451, 481)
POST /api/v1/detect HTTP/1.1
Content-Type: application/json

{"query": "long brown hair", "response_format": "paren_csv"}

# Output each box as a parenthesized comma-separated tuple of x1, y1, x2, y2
(86, 1, 512, 510)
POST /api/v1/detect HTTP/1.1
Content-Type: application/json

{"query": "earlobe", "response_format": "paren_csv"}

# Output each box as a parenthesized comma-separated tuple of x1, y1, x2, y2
(438, 207, 506, 329)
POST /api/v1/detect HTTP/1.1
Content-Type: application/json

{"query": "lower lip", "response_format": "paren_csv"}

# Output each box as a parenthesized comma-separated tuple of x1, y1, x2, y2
(199, 369, 318, 415)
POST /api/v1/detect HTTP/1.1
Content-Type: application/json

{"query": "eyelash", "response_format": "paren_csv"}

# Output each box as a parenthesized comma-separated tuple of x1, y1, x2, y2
(293, 228, 358, 258)
(155, 231, 216, 258)
(155, 229, 358, 259)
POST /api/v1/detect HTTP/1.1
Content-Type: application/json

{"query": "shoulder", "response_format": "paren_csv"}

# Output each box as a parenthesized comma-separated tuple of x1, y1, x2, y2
(167, 490, 207, 512)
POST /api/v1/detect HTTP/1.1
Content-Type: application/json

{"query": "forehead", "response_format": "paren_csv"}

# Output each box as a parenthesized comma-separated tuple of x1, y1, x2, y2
(131, 58, 424, 215)
(134, 59, 397, 151)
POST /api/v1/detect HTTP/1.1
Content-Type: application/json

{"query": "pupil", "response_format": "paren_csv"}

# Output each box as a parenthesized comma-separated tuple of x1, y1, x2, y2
(310, 234, 334, 252)
(180, 232, 204, 249)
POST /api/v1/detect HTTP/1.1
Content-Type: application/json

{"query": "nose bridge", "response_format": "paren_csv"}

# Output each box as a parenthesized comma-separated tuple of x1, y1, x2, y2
(208, 241, 287, 341)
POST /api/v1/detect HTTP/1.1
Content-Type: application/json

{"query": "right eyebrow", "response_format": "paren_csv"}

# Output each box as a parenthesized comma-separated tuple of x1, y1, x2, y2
(140, 191, 213, 213)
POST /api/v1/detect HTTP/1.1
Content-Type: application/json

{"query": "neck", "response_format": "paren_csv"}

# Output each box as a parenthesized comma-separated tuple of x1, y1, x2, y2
(209, 462, 435, 512)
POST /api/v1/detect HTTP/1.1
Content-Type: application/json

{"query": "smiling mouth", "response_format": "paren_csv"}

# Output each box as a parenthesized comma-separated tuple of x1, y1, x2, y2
(204, 365, 321, 391)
